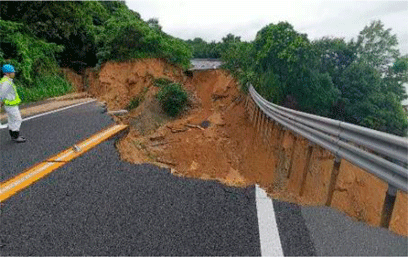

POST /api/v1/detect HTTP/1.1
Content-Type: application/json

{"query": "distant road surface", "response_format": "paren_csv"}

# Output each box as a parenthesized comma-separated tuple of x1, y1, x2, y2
(190, 58, 223, 70)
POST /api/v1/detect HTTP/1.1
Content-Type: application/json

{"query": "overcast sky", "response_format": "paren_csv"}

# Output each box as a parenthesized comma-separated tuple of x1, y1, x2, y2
(126, 0, 408, 55)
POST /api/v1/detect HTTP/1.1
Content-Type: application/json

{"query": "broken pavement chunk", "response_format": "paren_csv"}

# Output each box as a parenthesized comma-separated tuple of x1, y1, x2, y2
(107, 109, 128, 116)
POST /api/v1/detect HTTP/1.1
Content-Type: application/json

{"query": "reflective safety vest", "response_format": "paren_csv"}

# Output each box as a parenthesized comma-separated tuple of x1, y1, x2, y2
(0, 76, 21, 106)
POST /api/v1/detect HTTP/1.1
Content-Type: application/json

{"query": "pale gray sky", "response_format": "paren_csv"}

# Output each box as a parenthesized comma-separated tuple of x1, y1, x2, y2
(126, 0, 408, 55)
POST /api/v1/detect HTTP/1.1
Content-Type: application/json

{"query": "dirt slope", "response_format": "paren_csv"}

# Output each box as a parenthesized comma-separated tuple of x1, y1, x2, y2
(86, 59, 185, 111)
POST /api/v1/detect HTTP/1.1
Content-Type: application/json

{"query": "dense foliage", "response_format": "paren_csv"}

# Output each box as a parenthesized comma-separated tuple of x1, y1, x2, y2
(219, 21, 408, 136)
(185, 34, 241, 59)
(0, 18, 71, 101)
(0, 1, 192, 102)
(96, 5, 191, 68)
(157, 83, 188, 117)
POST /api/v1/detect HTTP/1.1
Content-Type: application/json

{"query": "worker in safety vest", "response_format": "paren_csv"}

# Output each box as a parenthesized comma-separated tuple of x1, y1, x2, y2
(0, 64, 26, 143)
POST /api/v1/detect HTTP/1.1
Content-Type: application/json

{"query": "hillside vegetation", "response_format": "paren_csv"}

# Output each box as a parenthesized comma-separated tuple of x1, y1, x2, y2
(0, 1, 192, 102)
(1, 1, 407, 136)
(186, 22, 408, 136)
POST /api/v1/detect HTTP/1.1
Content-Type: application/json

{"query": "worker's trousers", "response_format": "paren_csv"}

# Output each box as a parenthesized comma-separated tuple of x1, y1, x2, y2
(4, 105, 22, 131)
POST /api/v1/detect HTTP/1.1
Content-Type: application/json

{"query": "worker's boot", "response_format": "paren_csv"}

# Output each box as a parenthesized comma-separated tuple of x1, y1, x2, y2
(9, 130, 26, 143)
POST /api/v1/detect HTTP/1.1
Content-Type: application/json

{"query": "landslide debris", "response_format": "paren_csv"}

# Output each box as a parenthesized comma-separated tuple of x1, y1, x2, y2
(84, 59, 280, 190)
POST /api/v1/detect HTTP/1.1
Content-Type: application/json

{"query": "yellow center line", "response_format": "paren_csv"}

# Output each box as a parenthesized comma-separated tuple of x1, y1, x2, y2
(0, 124, 128, 202)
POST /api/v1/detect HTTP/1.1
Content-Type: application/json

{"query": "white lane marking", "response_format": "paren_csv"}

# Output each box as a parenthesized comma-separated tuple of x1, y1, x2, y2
(0, 99, 97, 130)
(256, 185, 284, 257)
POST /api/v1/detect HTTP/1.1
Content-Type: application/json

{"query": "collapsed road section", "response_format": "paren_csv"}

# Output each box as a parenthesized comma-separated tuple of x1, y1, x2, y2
(62, 58, 407, 237)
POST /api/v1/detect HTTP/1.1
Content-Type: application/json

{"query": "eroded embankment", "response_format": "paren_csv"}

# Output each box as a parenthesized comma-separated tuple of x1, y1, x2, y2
(72, 58, 407, 237)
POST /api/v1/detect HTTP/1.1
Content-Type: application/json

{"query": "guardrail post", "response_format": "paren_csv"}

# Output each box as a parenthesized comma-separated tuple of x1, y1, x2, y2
(259, 111, 265, 133)
(250, 101, 256, 122)
(265, 117, 272, 148)
(245, 96, 253, 116)
(287, 136, 298, 179)
(244, 95, 249, 110)
(277, 127, 285, 151)
(257, 109, 263, 132)
(380, 185, 397, 228)
(268, 119, 275, 146)
(262, 116, 270, 144)
(270, 121, 277, 143)
(299, 145, 314, 197)
(247, 98, 252, 120)
(325, 157, 342, 206)
(251, 103, 257, 123)
(264, 115, 270, 142)
(254, 107, 259, 128)
(253, 106, 259, 128)
(259, 112, 265, 133)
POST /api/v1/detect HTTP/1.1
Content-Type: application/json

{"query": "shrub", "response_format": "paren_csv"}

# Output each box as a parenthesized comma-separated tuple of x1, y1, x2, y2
(126, 97, 140, 110)
(157, 83, 188, 117)
(126, 86, 149, 110)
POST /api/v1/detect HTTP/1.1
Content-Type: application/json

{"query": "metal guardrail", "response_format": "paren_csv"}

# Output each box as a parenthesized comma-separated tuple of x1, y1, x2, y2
(249, 85, 408, 192)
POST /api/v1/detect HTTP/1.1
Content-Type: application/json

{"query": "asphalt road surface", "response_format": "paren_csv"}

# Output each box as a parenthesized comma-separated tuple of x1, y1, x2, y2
(1, 102, 407, 256)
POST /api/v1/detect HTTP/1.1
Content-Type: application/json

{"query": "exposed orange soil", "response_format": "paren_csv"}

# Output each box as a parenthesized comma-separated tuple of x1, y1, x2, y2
(61, 68, 85, 92)
(76, 58, 407, 236)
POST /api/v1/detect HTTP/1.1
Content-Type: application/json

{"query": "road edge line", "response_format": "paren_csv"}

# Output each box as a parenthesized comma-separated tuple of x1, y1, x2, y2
(0, 99, 97, 130)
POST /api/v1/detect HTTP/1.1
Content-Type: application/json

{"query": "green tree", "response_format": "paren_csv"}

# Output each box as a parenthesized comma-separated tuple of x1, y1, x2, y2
(96, 6, 153, 62)
(99, 1, 128, 15)
(217, 33, 241, 57)
(252, 22, 340, 115)
(221, 41, 254, 89)
(339, 62, 383, 122)
(383, 55, 408, 102)
(96, 7, 191, 68)
(339, 61, 407, 136)
(355, 20, 407, 105)
(185, 38, 207, 58)
(356, 20, 400, 73)
(312, 37, 357, 88)
(0, 1, 111, 67)
(185, 37, 224, 58)
(147, 18, 162, 32)
(361, 92, 408, 136)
